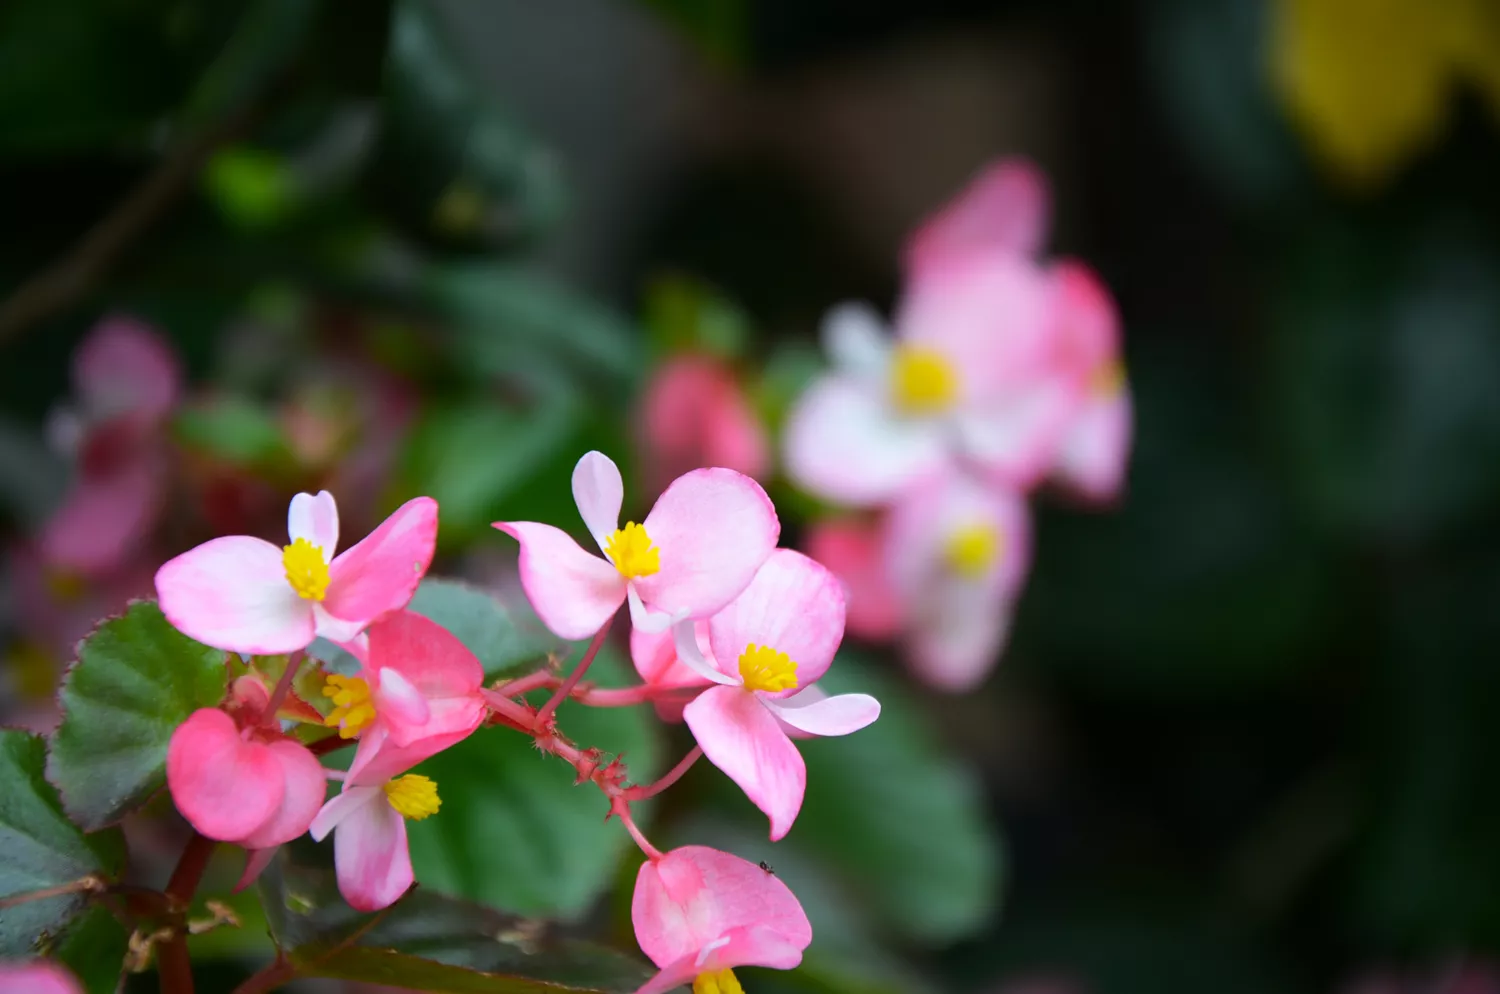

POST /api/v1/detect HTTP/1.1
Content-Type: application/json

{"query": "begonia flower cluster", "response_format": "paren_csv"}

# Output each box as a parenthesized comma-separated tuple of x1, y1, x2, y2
(784, 158, 1132, 690)
(142, 439, 878, 993)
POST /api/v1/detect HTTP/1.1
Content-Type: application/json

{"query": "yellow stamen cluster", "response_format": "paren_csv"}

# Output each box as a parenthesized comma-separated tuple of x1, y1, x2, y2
(384, 774, 441, 821)
(1090, 359, 1126, 398)
(322, 674, 375, 739)
(890, 345, 958, 415)
(605, 521, 661, 579)
(737, 644, 799, 694)
(694, 969, 744, 994)
(943, 523, 1002, 580)
(282, 537, 330, 601)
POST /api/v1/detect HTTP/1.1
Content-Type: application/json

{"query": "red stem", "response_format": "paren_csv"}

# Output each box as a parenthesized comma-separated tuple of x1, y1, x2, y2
(261, 652, 303, 723)
(533, 620, 612, 728)
(158, 833, 217, 994)
(624, 746, 703, 801)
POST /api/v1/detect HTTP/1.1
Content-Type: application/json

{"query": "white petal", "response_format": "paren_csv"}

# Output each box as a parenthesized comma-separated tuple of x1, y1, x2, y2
(572, 451, 624, 554)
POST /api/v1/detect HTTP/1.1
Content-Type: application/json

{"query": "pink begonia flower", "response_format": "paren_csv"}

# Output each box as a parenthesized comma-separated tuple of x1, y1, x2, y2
(167, 708, 326, 849)
(885, 471, 1031, 691)
(155, 490, 438, 655)
(632, 845, 811, 994)
(335, 610, 487, 785)
(1048, 262, 1132, 504)
(803, 519, 903, 642)
(631, 622, 713, 723)
(640, 355, 769, 495)
(674, 549, 880, 839)
(495, 451, 779, 640)
(0, 960, 83, 994)
(309, 766, 441, 912)
(41, 317, 181, 578)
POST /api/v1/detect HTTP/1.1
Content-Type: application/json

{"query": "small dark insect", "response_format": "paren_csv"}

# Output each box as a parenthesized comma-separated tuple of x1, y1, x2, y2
(758, 861, 775, 875)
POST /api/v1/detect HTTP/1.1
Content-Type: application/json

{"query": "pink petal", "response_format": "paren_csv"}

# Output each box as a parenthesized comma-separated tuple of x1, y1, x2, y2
(0, 960, 84, 994)
(323, 497, 439, 626)
(884, 472, 1032, 603)
(634, 468, 780, 620)
(238, 739, 328, 849)
(905, 159, 1051, 275)
(763, 691, 880, 737)
(572, 451, 623, 553)
(234, 847, 279, 892)
(631, 844, 811, 968)
(804, 520, 903, 641)
(287, 491, 339, 553)
(906, 586, 1014, 692)
(373, 668, 432, 747)
(955, 379, 1081, 488)
(782, 376, 946, 507)
(74, 316, 181, 425)
(367, 609, 483, 699)
(41, 460, 161, 578)
(492, 522, 625, 640)
(671, 621, 740, 686)
(166, 709, 283, 843)
(634, 955, 703, 994)
(631, 622, 712, 689)
(1052, 260, 1121, 373)
(683, 686, 806, 840)
(707, 549, 846, 690)
(628, 584, 678, 633)
(820, 303, 892, 382)
(156, 536, 314, 654)
(310, 785, 382, 841)
(346, 700, 484, 786)
(333, 793, 413, 912)
(312, 605, 368, 644)
(1053, 387, 1132, 503)
(698, 923, 809, 973)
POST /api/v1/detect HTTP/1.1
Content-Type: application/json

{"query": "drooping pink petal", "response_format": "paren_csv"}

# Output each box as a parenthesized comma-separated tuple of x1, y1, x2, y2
(166, 709, 283, 843)
(41, 459, 161, 577)
(156, 536, 313, 654)
(820, 303, 892, 382)
(0, 960, 84, 994)
(572, 450, 623, 553)
(234, 847, 279, 892)
(683, 687, 806, 840)
(763, 691, 880, 737)
(634, 468, 779, 620)
(492, 522, 625, 640)
(367, 610, 484, 699)
(633, 954, 703, 994)
(287, 491, 339, 554)
(322, 496, 438, 625)
(74, 316, 181, 426)
(334, 793, 413, 912)
(905, 585, 1014, 692)
(238, 739, 328, 849)
(782, 376, 947, 507)
(905, 159, 1051, 275)
(1053, 387, 1132, 503)
(804, 520, 903, 641)
(631, 845, 812, 968)
(635, 928, 811, 994)
(309, 785, 382, 841)
(707, 549, 846, 690)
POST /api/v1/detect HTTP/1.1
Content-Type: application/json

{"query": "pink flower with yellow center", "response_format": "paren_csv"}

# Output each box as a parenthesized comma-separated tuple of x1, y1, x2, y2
(310, 769, 442, 913)
(154, 490, 438, 654)
(494, 451, 779, 640)
(671, 549, 880, 840)
(631, 846, 812, 994)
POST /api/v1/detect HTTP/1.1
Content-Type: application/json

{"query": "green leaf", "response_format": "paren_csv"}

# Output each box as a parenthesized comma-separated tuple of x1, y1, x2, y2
(173, 395, 297, 474)
(48, 905, 129, 994)
(790, 654, 1002, 944)
(406, 578, 563, 680)
(0, 731, 125, 962)
(407, 642, 663, 918)
(260, 853, 649, 992)
(47, 601, 229, 831)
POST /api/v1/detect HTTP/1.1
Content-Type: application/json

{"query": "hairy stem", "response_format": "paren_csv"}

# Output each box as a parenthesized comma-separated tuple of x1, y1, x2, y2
(624, 746, 703, 801)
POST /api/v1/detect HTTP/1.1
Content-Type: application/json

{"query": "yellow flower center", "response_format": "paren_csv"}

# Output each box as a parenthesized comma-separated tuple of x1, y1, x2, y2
(1090, 359, 1126, 398)
(694, 969, 744, 994)
(322, 674, 375, 739)
(890, 345, 957, 415)
(605, 521, 661, 579)
(738, 644, 799, 693)
(282, 537, 330, 601)
(384, 774, 441, 821)
(943, 523, 1002, 580)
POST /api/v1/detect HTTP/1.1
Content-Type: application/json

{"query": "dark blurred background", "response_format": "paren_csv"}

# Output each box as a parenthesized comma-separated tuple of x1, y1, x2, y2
(4, 2, 1500, 993)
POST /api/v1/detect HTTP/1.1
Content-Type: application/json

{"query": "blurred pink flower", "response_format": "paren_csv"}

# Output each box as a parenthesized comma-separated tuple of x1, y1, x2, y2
(156, 491, 438, 654)
(495, 451, 778, 640)
(632, 845, 812, 994)
(803, 518, 903, 642)
(1048, 262, 1131, 504)
(0, 960, 83, 994)
(639, 355, 769, 495)
(672, 549, 879, 839)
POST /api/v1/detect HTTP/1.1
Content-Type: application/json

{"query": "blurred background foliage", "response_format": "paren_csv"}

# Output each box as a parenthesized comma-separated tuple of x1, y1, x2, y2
(2, 0, 1500, 993)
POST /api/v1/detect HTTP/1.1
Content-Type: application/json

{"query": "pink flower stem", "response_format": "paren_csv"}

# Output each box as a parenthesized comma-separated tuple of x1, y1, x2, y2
(623, 746, 703, 801)
(261, 651, 304, 723)
(575, 684, 679, 707)
(615, 801, 663, 861)
(480, 688, 541, 730)
(490, 669, 560, 697)
(533, 619, 612, 729)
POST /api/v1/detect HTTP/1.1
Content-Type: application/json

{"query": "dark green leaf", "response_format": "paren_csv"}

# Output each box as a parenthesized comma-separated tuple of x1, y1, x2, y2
(48, 905, 129, 994)
(260, 853, 649, 992)
(407, 643, 663, 918)
(406, 578, 563, 680)
(0, 731, 125, 961)
(47, 601, 229, 830)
